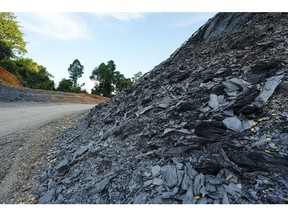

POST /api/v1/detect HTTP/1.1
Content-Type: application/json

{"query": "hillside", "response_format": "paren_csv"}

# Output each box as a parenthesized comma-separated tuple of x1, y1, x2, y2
(36, 13, 288, 204)
(0, 67, 23, 88)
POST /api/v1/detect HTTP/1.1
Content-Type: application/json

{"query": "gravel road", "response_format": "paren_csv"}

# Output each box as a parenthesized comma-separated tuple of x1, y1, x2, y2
(0, 102, 96, 137)
(0, 103, 92, 203)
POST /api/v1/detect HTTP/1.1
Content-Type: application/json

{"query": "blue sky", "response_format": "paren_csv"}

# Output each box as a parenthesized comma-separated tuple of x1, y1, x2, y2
(16, 13, 216, 92)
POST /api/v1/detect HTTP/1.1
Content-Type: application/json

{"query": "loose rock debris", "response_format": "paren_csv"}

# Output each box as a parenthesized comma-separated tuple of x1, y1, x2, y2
(37, 13, 288, 204)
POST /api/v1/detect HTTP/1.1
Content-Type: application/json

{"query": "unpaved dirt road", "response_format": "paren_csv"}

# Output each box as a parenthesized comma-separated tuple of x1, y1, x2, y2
(0, 102, 96, 137)
(0, 102, 94, 203)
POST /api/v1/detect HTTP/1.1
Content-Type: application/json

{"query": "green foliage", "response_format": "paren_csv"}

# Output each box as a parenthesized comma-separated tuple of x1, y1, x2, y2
(114, 71, 132, 93)
(57, 78, 87, 93)
(68, 59, 84, 88)
(0, 12, 27, 56)
(132, 71, 143, 83)
(0, 40, 14, 60)
(57, 78, 73, 92)
(90, 60, 132, 97)
(0, 57, 55, 90)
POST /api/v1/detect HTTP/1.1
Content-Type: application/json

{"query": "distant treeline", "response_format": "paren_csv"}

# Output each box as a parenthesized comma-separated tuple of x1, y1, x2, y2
(0, 12, 143, 96)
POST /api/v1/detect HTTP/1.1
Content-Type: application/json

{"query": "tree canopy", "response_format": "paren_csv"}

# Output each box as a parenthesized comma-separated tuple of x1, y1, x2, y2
(90, 60, 132, 97)
(56, 59, 86, 93)
(0, 12, 27, 56)
(68, 59, 84, 88)
(132, 71, 143, 83)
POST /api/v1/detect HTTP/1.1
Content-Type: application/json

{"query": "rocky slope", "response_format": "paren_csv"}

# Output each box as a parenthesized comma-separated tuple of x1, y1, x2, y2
(37, 13, 288, 204)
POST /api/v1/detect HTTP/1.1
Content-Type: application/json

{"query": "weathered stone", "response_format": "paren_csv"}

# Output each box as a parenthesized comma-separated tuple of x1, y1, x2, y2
(256, 74, 284, 103)
(182, 186, 196, 204)
(222, 116, 243, 132)
(161, 165, 178, 188)
(222, 80, 240, 92)
(73, 146, 89, 160)
(143, 180, 153, 187)
(208, 94, 219, 109)
(222, 192, 230, 204)
(38, 189, 55, 204)
(134, 193, 148, 204)
(185, 162, 198, 180)
(223, 183, 242, 196)
(89, 179, 110, 194)
(55, 158, 69, 174)
(181, 172, 193, 191)
(152, 178, 164, 186)
(136, 105, 153, 117)
(151, 165, 161, 177)
(193, 173, 205, 195)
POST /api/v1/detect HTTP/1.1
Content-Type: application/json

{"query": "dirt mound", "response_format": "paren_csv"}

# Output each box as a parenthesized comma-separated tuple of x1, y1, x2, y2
(37, 13, 288, 204)
(0, 67, 23, 88)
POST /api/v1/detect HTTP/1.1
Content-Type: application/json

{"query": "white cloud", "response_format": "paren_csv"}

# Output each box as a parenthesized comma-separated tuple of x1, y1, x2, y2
(18, 13, 90, 40)
(93, 12, 145, 21)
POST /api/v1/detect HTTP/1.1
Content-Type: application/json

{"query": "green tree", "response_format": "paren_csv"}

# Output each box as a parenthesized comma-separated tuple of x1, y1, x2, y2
(0, 40, 14, 60)
(57, 78, 73, 92)
(0, 12, 27, 55)
(114, 71, 132, 93)
(68, 59, 84, 88)
(132, 71, 143, 83)
(90, 60, 132, 97)
(90, 61, 115, 97)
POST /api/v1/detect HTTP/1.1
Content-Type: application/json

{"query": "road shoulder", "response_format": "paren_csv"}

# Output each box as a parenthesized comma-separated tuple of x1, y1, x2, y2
(0, 110, 88, 203)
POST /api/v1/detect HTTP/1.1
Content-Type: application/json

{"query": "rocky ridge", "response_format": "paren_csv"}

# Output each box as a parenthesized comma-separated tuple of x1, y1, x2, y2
(37, 13, 288, 204)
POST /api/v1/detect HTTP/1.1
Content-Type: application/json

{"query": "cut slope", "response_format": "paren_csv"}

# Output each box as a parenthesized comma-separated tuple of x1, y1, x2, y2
(0, 67, 23, 88)
(37, 13, 288, 204)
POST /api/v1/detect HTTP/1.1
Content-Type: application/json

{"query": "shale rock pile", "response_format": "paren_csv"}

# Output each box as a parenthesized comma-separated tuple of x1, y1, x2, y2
(37, 13, 288, 204)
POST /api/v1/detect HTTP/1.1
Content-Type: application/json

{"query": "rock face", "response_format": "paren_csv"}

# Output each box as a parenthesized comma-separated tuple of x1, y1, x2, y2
(37, 13, 288, 204)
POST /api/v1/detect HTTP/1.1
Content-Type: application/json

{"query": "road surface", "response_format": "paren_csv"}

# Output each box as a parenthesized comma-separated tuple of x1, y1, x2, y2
(0, 102, 96, 137)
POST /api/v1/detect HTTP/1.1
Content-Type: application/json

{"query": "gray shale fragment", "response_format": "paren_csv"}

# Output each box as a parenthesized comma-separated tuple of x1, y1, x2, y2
(38, 189, 55, 204)
(193, 173, 205, 195)
(161, 165, 178, 188)
(89, 178, 110, 194)
(151, 165, 161, 177)
(153, 178, 164, 186)
(134, 193, 148, 204)
(55, 158, 69, 174)
(73, 146, 89, 160)
(208, 94, 220, 109)
(256, 74, 284, 103)
(181, 172, 193, 190)
(222, 116, 243, 132)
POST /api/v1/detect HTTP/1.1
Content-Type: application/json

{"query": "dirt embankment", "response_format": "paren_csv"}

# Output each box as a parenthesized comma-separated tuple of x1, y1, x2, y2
(0, 67, 23, 88)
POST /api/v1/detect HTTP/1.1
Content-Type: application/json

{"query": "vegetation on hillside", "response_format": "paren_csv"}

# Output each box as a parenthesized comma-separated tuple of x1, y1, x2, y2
(0, 12, 55, 90)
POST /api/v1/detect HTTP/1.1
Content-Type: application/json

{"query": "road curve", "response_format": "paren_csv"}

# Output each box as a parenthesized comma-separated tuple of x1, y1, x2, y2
(0, 103, 96, 137)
